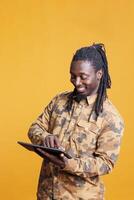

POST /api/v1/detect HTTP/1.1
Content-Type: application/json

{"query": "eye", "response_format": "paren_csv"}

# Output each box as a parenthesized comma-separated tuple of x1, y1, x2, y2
(80, 75, 88, 80)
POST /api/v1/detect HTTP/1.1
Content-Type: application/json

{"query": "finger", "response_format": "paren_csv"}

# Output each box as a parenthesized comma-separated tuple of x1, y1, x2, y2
(60, 153, 64, 158)
(45, 137, 50, 148)
(49, 136, 55, 148)
(60, 153, 68, 163)
(36, 148, 52, 159)
(44, 136, 50, 147)
(43, 141, 46, 147)
(60, 153, 65, 161)
(46, 152, 64, 167)
(37, 148, 65, 167)
(37, 148, 57, 160)
(54, 136, 61, 148)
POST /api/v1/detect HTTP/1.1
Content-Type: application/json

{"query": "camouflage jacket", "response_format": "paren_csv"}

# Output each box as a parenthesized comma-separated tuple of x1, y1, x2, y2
(28, 91, 124, 200)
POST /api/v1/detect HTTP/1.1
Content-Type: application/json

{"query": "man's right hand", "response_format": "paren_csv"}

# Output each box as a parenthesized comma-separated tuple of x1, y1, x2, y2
(43, 135, 61, 148)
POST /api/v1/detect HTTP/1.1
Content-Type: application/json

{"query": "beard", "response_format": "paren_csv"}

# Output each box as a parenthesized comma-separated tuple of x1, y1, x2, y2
(72, 88, 87, 103)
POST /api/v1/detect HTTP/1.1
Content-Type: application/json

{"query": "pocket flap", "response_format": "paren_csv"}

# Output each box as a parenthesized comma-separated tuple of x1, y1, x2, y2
(77, 120, 99, 134)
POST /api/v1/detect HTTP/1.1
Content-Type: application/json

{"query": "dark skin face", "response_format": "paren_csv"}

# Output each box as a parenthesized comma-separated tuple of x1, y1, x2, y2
(70, 60, 103, 96)
(38, 60, 103, 168)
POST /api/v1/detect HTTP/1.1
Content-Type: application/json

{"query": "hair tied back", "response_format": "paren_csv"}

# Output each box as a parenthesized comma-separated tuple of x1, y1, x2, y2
(92, 43, 106, 53)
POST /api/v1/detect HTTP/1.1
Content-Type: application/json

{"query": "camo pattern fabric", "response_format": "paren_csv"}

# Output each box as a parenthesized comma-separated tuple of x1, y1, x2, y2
(28, 91, 124, 200)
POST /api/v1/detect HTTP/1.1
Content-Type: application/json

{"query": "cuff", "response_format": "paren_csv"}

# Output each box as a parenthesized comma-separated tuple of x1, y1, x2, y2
(62, 158, 78, 173)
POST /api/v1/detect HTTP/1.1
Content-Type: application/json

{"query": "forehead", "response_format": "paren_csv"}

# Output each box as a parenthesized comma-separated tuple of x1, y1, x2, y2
(70, 60, 95, 74)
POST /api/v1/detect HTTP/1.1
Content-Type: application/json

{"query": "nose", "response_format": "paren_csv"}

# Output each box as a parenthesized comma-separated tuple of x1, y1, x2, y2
(75, 77, 82, 86)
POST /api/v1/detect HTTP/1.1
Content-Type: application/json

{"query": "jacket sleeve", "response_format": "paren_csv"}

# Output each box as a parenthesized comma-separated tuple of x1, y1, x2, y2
(62, 115, 124, 178)
(28, 95, 58, 145)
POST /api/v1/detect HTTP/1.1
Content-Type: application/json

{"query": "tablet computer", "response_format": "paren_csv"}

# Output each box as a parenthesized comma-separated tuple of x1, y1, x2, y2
(17, 141, 72, 159)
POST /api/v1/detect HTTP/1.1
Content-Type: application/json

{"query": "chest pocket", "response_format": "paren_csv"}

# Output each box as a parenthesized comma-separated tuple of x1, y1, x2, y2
(74, 120, 100, 153)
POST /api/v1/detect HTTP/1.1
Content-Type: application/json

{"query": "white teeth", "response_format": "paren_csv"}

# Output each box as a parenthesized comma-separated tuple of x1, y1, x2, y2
(77, 87, 85, 92)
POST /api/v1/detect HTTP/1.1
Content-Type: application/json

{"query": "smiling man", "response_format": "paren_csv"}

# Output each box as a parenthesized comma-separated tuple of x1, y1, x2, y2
(70, 60, 102, 96)
(28, 43, 124, 200)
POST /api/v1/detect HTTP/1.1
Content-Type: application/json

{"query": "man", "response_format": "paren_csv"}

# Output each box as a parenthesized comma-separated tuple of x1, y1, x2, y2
(28, 43, 124, 200)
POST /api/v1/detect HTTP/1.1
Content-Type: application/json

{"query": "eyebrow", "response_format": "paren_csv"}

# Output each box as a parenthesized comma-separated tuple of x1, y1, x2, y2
(70, 71, 89, 76)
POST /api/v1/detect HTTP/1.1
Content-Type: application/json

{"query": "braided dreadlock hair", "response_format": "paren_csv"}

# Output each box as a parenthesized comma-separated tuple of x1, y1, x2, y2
(66, 43, 111, 120)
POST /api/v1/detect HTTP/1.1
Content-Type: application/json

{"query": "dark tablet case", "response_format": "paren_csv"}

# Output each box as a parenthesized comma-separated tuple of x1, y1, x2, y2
(17, 141, 72, 159)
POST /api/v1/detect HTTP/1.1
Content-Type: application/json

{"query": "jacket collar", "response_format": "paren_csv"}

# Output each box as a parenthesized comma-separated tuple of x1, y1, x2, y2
(86, 93, 97, 105)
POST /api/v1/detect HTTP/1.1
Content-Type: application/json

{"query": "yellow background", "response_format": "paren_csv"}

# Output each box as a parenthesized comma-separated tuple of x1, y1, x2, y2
(0, 0, 133, 199)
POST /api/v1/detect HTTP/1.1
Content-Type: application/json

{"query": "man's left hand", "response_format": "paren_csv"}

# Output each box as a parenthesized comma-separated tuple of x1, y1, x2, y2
(36, 148, 68, 169)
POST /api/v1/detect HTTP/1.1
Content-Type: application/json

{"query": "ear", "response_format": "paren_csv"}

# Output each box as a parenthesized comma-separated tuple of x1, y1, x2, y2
(96, 69, 103, 80)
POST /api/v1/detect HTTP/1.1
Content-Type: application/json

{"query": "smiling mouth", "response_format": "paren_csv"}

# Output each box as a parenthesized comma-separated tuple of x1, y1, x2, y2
(76, 87, 86, 93)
